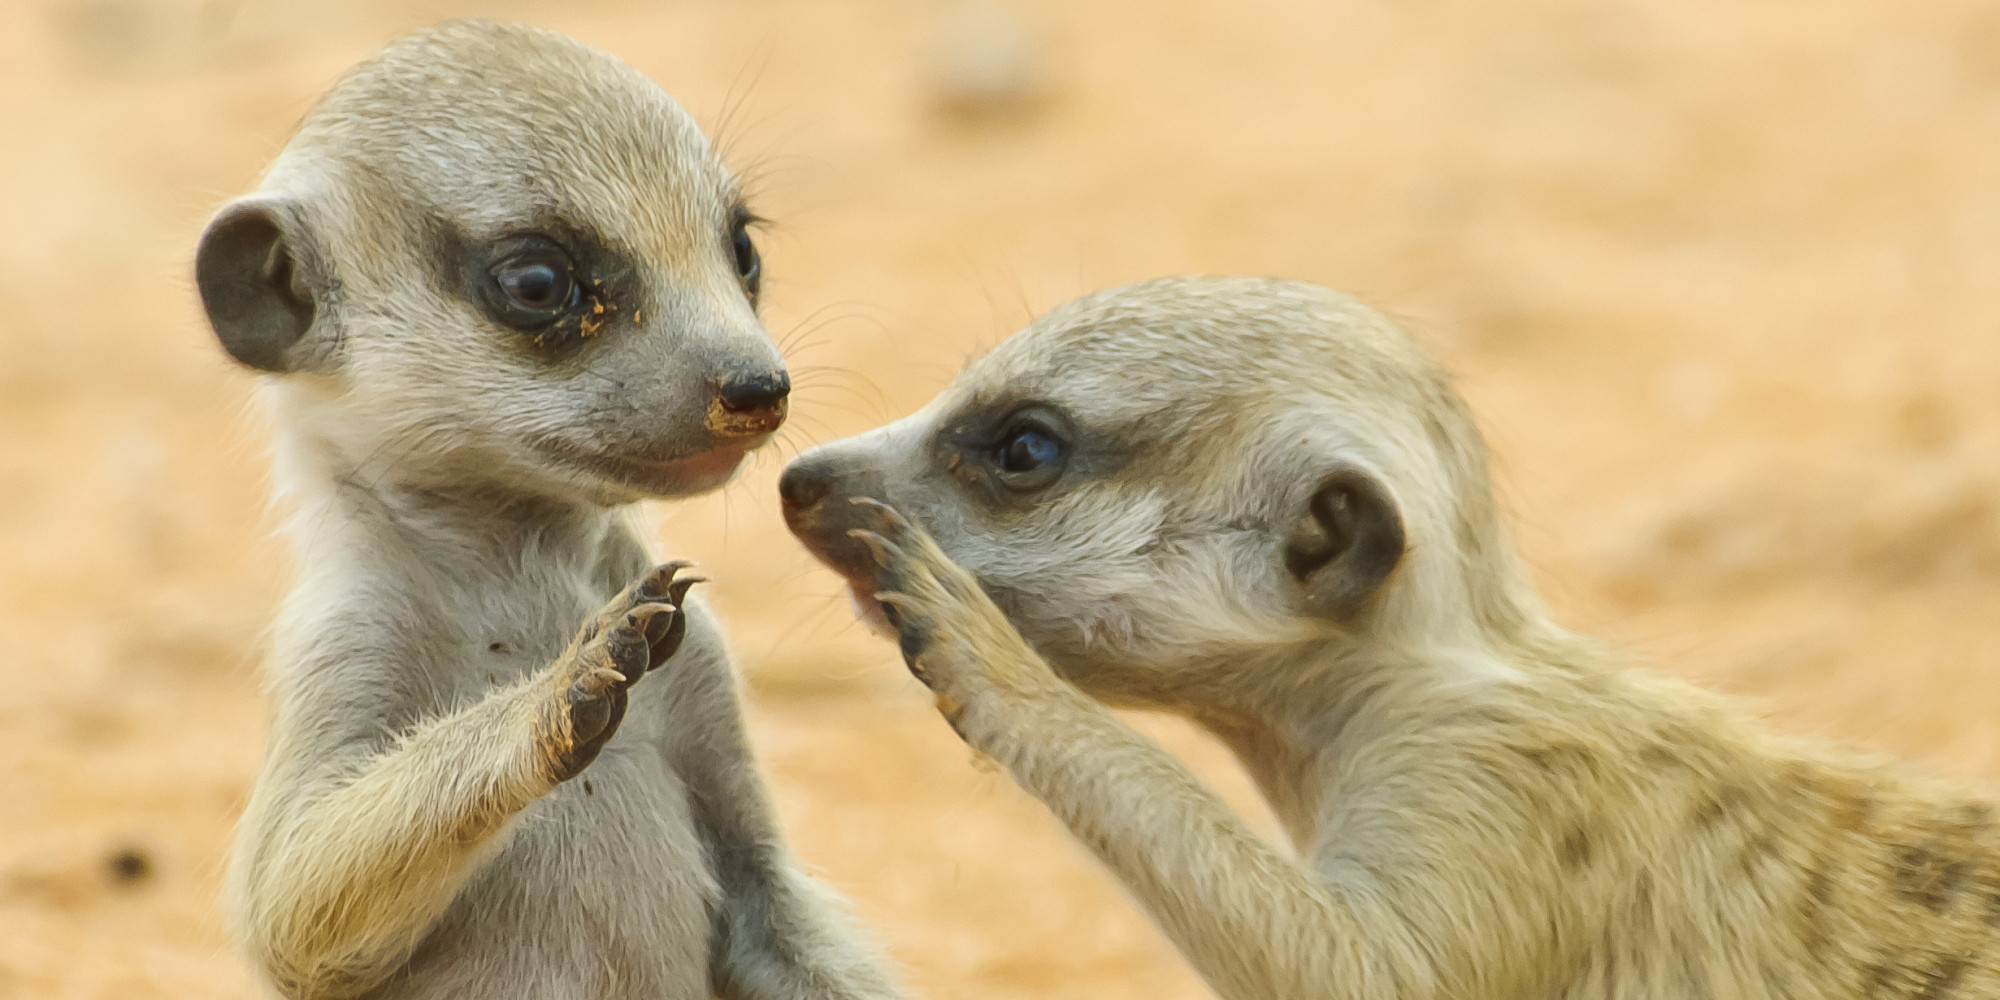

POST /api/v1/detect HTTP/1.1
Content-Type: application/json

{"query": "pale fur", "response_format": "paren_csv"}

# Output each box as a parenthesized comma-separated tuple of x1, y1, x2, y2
(787, 276, 2000, 999)
(208, 22, 900, 1000)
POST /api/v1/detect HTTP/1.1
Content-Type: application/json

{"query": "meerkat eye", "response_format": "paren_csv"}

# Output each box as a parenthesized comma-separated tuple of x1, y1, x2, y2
(988, 415, 1067, 491)
(488, 252, 579, 327)
(1000, 426, 1060, 472)
(729, 218, 762, 303)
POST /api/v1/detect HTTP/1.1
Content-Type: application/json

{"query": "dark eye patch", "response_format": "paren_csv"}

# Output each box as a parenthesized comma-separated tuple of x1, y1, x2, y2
(484, 240, 581, 330)
(728, 204, 762, 306)
(434, 216, 642, 360)
(935, 402, 1131, 509)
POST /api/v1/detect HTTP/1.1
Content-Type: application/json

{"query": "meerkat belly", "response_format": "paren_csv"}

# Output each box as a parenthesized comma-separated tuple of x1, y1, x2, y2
(373, 744, 719, 999)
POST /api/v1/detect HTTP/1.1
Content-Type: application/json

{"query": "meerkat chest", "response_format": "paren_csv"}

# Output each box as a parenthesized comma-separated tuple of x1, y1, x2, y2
(436, 558, 618, 693)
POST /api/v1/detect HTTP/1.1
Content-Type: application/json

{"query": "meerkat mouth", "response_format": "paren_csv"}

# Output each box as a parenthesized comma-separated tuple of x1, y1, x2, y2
(797, 534, 898, 635)
(538, 437, 766, 497)
(594, 446, 752, 491)
(842, 575, 897, 636)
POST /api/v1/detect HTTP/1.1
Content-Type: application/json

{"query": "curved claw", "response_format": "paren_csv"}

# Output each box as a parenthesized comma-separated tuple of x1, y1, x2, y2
(628, 602, 678, 645)
(847, 528, 901, 569)
(665, 574, 705, 607)
(873, 589, 913, 628)
(847, 496, 912, 534)
(640, 560, 698, 600)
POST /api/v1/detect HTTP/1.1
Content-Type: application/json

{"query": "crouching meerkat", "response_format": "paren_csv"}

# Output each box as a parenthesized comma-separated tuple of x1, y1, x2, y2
(194, 22, 902, 1000)
(780, 276, 2000, 999)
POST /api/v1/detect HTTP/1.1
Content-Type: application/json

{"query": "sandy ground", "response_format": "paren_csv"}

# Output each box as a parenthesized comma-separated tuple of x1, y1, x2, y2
(4, 0, 2000, 996)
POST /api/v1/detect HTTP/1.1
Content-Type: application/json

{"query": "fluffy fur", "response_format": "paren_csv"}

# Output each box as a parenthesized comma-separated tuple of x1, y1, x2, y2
(202, 22, 901, 1000)
(784, 276, 2000, 999)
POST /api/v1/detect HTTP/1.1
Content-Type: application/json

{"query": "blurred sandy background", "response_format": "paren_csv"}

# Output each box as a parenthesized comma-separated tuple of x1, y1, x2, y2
(4, 0, 2000, 996)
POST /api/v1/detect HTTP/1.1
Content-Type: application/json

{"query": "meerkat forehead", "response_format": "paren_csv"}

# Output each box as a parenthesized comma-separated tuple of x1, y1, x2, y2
(939, 277, 1454, 475)
(274, 21, 733, 262)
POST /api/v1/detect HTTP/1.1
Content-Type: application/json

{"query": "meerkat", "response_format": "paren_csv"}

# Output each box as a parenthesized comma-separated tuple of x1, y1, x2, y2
(779, 276, 2000, 999)
(194, 22, 903, 1000)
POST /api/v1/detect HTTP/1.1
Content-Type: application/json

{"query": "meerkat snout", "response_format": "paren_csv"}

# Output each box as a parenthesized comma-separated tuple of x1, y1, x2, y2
(781, 440, 900, 618)
(776, 455, 833, 510)
(708, 368, 790, 438)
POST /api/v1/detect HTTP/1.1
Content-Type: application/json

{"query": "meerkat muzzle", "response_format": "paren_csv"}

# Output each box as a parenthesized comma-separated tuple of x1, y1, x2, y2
(708, 370, 790, 437)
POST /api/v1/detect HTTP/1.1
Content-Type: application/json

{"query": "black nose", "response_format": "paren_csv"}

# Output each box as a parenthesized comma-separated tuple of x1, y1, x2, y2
(716, 370, 790, 414)
(778, 457, 832, 511)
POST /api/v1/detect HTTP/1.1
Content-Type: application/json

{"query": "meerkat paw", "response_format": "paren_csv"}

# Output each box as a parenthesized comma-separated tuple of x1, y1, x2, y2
(536, 562, 700, 782)
(847, 498, 1057, 719)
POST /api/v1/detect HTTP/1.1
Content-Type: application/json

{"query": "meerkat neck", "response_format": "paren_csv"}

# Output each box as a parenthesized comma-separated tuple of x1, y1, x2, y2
(1190, 631, 1589, 851)
(262, 384, 633, 586)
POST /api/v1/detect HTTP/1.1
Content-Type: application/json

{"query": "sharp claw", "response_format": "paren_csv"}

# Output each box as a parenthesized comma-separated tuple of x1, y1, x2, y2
(666, 576, 705, 606)
(874, 590, 912, 629)
(848, 528, 898, 567)
(627, 603, 676, 643)
(641, 560, 697, 598)
(846, 496, 911, 532)
(577, 668, 629, 693)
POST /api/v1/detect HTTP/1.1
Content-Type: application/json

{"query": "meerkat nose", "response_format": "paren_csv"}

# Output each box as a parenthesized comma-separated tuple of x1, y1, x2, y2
(708, 369, 790, 438)
(777, 458, 833, 511)
(716, 371, 791, 416)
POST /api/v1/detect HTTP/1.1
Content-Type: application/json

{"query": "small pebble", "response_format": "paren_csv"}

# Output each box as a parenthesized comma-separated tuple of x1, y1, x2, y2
(106, 846, 153, 886)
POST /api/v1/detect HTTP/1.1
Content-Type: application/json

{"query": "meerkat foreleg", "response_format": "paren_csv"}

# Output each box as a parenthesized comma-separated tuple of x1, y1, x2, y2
(238, 565, 694, 997)
(849, 501, 1421, 1000)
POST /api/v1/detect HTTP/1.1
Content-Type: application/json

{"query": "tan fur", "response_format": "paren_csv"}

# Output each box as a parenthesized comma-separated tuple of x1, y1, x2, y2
(199, 22, 900, 1000)
(784, 276, 2000, 999)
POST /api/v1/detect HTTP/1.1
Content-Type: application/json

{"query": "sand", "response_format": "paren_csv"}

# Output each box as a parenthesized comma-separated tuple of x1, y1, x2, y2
(4, 0, 2000, 996)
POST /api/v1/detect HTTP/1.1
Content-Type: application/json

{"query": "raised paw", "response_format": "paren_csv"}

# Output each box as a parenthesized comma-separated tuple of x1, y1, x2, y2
(536, 563, 702, 783)
(574, 560, 703, 667)
(845, 498, 1055, 713)
(627, 560, 701, 670)
(845, 498, 949, 674)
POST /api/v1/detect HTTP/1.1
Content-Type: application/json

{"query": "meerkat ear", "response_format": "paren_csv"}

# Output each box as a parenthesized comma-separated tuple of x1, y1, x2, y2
(1282, 467, 1406, 621)
(195, 197, 322, 373)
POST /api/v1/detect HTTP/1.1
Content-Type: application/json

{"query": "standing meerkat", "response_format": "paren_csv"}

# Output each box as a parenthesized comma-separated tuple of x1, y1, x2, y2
(194, 22, 902, 1000)
(779, 276, 2000, 999)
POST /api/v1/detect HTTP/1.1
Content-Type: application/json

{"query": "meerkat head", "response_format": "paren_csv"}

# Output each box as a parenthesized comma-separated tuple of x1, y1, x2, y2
(195, 21, 783, 504)
(782, 277, 1539, 698)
